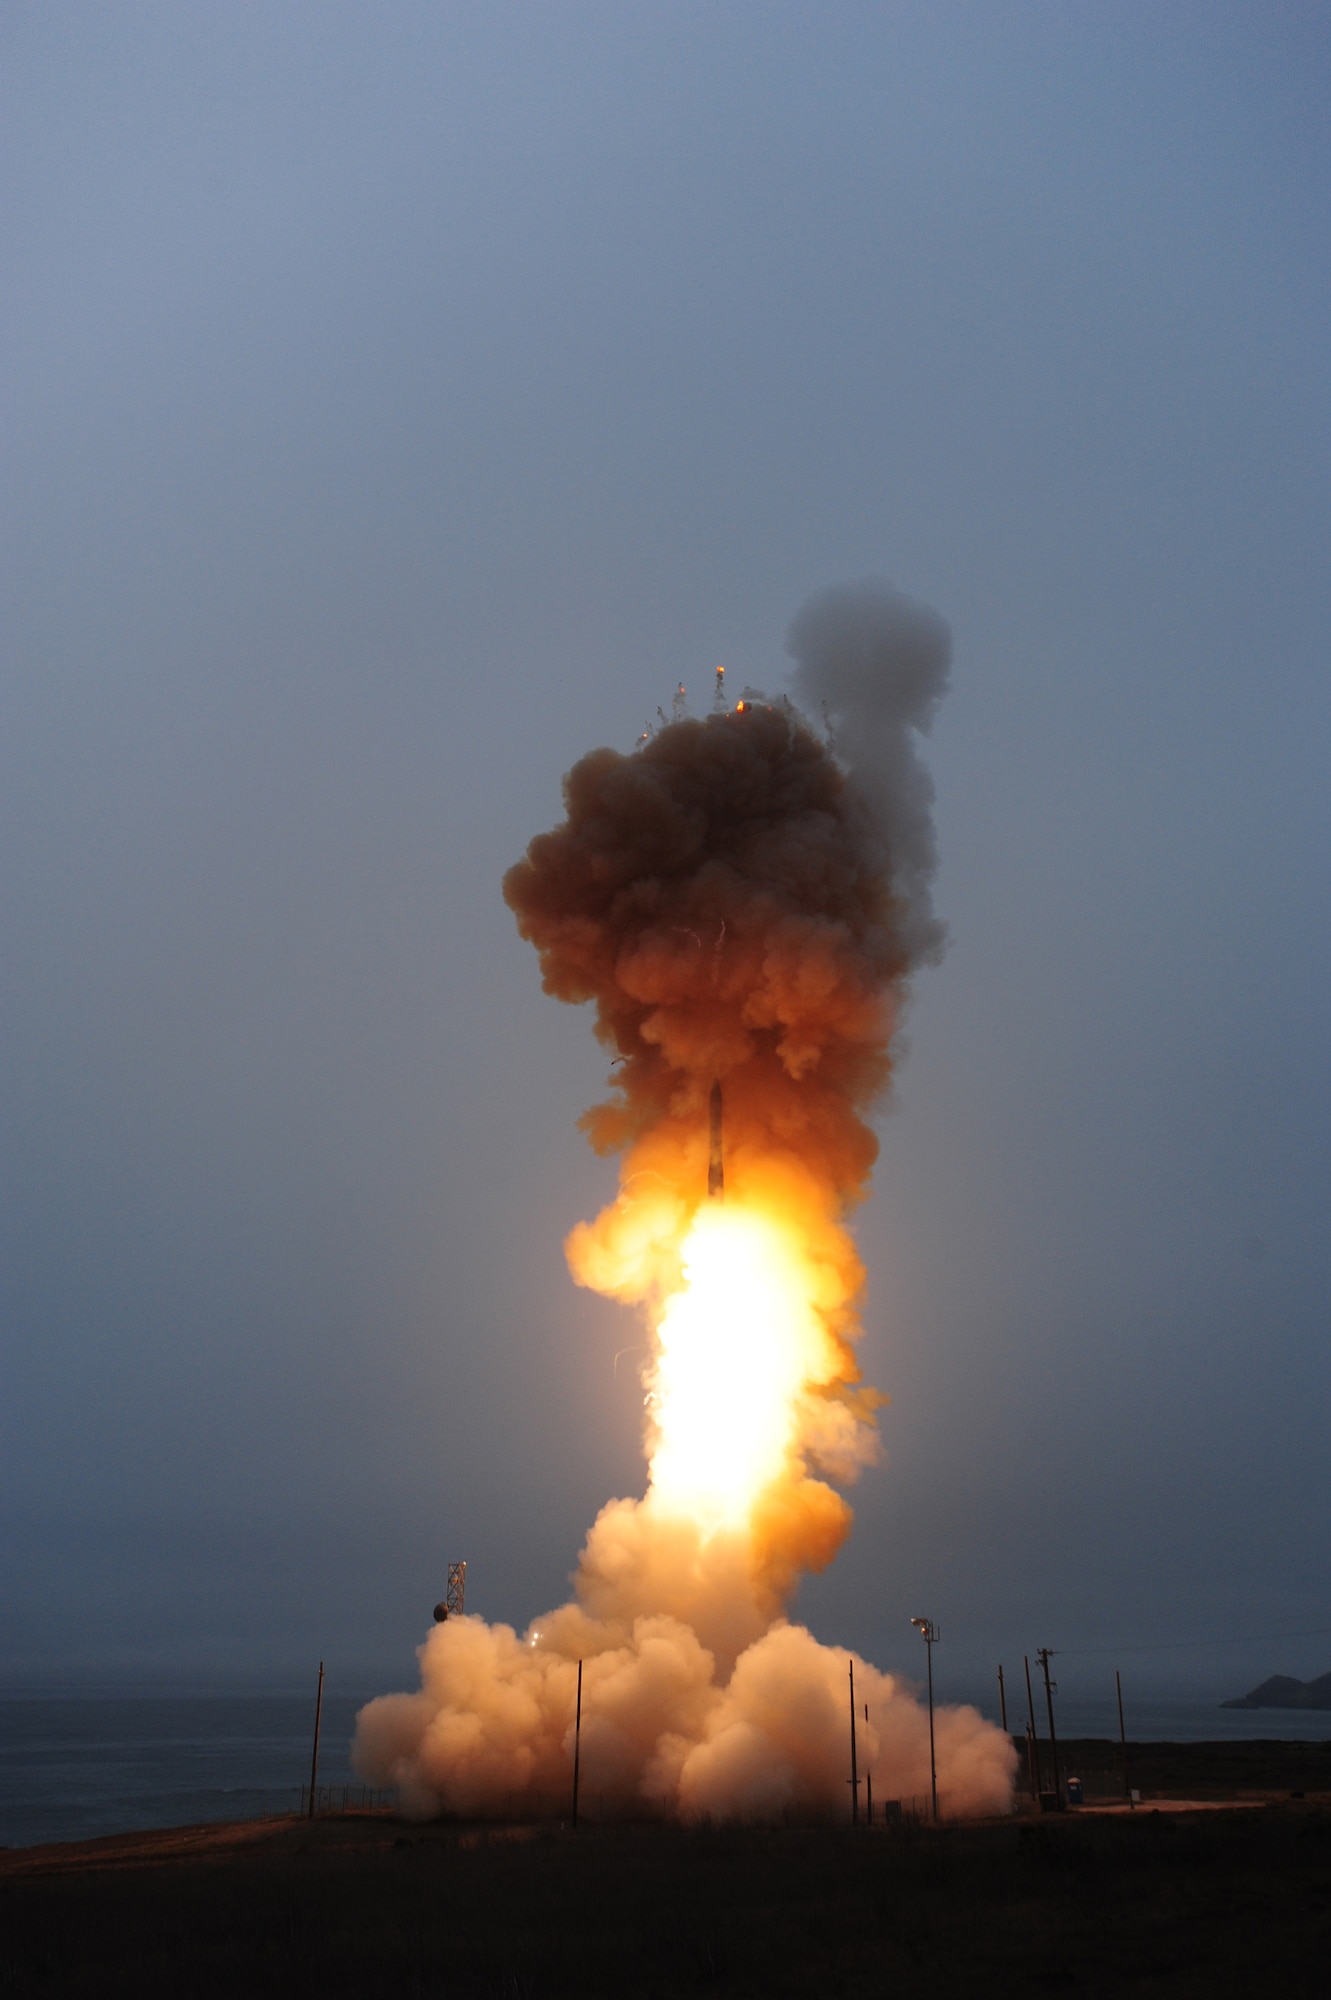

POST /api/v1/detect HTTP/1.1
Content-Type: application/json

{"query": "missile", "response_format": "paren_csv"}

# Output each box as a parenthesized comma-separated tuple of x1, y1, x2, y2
(708, 1079, 724, 1199)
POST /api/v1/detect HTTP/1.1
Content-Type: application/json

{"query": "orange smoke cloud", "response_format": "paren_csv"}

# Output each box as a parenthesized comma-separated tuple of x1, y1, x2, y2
(355, 1614, 1015, 1823)
(354, 582, 1017, 1821)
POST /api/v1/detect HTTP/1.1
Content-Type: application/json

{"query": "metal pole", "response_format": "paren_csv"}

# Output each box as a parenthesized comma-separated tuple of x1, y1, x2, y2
(848, 1660, 860, 1825)
(1037, 1649, 1062, 1804)
(1116, 1669, 1132, 1807)
(572, 1659, 583, 1829)
(864, 1704, 872, 1824)
(1023, 1654, 1040, 1804)
(926, 1633, 937, 1822)
(307, 1661, 324, 1820)
(997, 1663, 1008, 1733)
(911, 1618, 939, 1823)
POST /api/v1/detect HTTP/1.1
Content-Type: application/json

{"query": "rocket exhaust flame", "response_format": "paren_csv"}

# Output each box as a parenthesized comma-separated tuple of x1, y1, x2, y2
(353, 582, 1017, 1822)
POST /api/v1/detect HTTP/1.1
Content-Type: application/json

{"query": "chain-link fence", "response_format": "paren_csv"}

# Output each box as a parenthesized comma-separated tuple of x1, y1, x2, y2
(297, 1782, 394, 1816)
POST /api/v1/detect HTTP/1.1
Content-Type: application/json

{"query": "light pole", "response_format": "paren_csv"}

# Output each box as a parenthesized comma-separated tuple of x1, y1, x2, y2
(911, 1617, 939, 1822)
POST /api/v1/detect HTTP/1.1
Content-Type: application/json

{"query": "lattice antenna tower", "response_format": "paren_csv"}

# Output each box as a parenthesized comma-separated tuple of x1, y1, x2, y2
(432, 1558, 468, 1623)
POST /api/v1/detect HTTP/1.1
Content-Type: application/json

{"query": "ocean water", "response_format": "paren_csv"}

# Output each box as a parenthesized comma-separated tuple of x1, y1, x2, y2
(0, 1692, 369, 1850)
(962, 1689, 1331, 1745)
(4, 1687, 1331, 1850)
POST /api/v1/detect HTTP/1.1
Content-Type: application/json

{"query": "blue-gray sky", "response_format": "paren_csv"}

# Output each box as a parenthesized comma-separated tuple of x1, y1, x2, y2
(3, 2, 1328, 1707)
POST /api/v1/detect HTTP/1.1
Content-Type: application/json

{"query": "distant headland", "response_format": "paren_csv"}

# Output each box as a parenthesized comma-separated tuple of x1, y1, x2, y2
(1222, 1673, 1331, 1711)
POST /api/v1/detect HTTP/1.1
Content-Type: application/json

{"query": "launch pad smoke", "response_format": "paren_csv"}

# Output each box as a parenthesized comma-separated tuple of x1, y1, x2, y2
(354, 582, 1016, 1821)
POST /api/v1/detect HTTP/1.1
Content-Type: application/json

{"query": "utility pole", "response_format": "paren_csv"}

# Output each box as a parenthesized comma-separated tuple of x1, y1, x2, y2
(307, 1660, 324, 1820)
(572, 1660, 583, 1830)
(910, 1618, 939, 1822)
(1036, 1649, 1062, 1806)
(1116, 1669, 1132, 1807)
(997, 1663, 1008, 1733)
(1023, 1655, 1040, 1805)
(847, 1660, 860, 1825)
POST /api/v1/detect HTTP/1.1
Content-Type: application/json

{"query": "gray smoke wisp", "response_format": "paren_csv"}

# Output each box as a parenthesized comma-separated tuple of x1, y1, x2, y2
(787, 578, 951, 969)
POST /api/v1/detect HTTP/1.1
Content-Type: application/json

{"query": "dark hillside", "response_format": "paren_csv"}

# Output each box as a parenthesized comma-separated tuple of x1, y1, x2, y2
(1223, 1673, 1331, 1710)
(4, 1786, 1331, 1998)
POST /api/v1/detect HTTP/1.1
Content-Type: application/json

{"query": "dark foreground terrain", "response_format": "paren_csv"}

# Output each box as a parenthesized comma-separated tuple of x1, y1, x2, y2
(3, 1742, 1330, 1998)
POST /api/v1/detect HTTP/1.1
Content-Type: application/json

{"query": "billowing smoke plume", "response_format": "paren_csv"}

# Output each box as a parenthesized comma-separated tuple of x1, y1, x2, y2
(354, 581, 1016, 1821)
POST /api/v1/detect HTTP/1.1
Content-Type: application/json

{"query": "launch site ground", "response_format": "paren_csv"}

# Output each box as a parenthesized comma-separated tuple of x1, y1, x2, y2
(3, 1742, 1329, 1997)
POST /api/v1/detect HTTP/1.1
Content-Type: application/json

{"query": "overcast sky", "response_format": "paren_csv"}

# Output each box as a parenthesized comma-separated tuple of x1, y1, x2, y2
(3, 2, 1328, 1708)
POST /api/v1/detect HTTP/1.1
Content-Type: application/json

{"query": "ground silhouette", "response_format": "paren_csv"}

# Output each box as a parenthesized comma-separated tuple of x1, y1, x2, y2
(3, 1741, 1330, 1997)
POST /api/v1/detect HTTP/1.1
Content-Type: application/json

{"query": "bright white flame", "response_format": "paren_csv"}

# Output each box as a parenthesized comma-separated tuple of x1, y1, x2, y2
(645, 1206, 815, 1532)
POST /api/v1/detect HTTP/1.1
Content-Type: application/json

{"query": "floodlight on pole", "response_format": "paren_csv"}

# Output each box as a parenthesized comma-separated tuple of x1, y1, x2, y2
(910, 1617, 939, 1822)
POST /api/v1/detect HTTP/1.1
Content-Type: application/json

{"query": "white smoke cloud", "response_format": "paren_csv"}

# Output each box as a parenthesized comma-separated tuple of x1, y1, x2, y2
(354, 1592, 1015, 1823)
(354, 1212, 1015, 1828)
